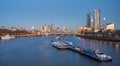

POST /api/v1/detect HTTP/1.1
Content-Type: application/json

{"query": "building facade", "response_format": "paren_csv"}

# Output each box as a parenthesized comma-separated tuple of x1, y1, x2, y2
(94, 9, 100, 31)
(106, 23, 115, 30)
(87, 12, 91, 27)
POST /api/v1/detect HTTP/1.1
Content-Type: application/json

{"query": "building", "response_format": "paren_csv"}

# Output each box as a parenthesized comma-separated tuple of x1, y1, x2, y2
(79, 26, 88, 34)
(0, 26, 7, 29)
(90, 15, 94, 29)
(62, 26, 67, 33)
(48, 24, 53, 33)
(11, 27, 17, 31)
(87, 12, 94, 27)
(42, 25, 47, 33)
(31, 26, 35, 30)
(87, 12, 91, 27)
(31, 26, 35, 33)
(106, 23, 115, 30)
(94, 9, 100, 31)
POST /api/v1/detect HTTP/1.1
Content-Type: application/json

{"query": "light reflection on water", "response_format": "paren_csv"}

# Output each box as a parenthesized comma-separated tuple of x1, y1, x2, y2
(85, 39, 120, 48)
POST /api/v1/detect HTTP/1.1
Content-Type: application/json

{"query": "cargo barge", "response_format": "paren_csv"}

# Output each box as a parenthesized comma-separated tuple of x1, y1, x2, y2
(51, 40, 112, 62)
(69, 45, 112, 62)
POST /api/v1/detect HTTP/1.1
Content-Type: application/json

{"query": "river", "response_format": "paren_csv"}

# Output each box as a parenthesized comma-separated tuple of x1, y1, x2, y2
(0, 35, 120, 66)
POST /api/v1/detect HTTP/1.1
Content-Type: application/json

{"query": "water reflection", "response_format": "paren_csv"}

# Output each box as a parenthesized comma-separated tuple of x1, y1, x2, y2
(82, 38, 120, 48)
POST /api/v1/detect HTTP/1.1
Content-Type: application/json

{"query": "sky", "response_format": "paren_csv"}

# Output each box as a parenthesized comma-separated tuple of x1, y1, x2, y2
(0, 0, 120, 30)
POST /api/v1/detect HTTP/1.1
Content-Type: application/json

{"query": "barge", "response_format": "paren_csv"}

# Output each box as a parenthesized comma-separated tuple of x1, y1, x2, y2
(69, 45, 112, 62)
(51, 40, 112, 62)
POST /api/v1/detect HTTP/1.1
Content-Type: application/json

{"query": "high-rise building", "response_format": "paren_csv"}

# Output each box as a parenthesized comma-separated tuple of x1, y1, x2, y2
(90, 15, 94, 28)
(87, 12, 94, 29)
(87, 12, 91, 27)
(94, 9, 100, 31)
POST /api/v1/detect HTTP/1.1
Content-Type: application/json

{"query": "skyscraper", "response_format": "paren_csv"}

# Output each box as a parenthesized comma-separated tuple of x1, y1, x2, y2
(87, 12, 91, 27)
(94, 9, 100, 31)
(87, 12, 94, 28)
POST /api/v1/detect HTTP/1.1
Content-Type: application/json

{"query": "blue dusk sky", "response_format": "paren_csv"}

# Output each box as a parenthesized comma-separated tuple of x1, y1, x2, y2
(0, 0, 120, 30)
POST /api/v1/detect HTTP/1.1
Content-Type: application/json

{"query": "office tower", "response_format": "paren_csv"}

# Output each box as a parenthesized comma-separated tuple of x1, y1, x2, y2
(87, 12, 94, 28)
(87, 12, 91, 27)
(94, 9, 100, 30)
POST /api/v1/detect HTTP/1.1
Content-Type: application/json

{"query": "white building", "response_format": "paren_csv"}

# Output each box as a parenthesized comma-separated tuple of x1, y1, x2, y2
(106, 23, 115, 30)
(31, 26, 35, 30)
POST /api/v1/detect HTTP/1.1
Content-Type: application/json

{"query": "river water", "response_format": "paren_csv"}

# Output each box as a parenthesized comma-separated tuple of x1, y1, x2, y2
(0, 35, 120, 66)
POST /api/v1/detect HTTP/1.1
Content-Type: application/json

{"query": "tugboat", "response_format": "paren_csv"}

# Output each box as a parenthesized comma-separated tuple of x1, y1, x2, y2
(94, 49, 112, 61)
(69, 46, 112, 62)
(51, 40, 70, 50)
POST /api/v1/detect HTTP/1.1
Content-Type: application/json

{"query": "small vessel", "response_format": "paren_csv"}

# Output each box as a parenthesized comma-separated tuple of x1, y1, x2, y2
(56, 36, 63, 40)
(55, 35, 65, 40)
(1, 35, 15, 40)
(69, 46, 112, 62)
(65, 41, 73, 45)
(51, 40, 70, 50)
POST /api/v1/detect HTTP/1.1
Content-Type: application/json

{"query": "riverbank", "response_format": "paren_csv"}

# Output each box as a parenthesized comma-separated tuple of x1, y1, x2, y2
(0, 33, 69, 40)
(76, 35, 120, 42)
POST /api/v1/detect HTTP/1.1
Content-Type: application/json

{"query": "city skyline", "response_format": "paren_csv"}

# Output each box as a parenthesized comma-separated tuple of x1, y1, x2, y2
(0, 0, 120, 30)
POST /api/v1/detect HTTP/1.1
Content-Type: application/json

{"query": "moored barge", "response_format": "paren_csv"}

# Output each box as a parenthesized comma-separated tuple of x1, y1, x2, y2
(69, 45, 112, 62)
(51, 40, 112, 62)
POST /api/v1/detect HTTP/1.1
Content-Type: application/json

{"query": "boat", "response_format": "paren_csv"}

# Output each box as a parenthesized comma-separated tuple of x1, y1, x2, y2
(55, 35, 65, 40)
(56, 36, 62, 39)
(51, 39, 112, 62)
(1, 35, 15, 40)
(65, 41, 73, 45)
(69, 46, 112, 62)
(51, 40, 70, 50)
